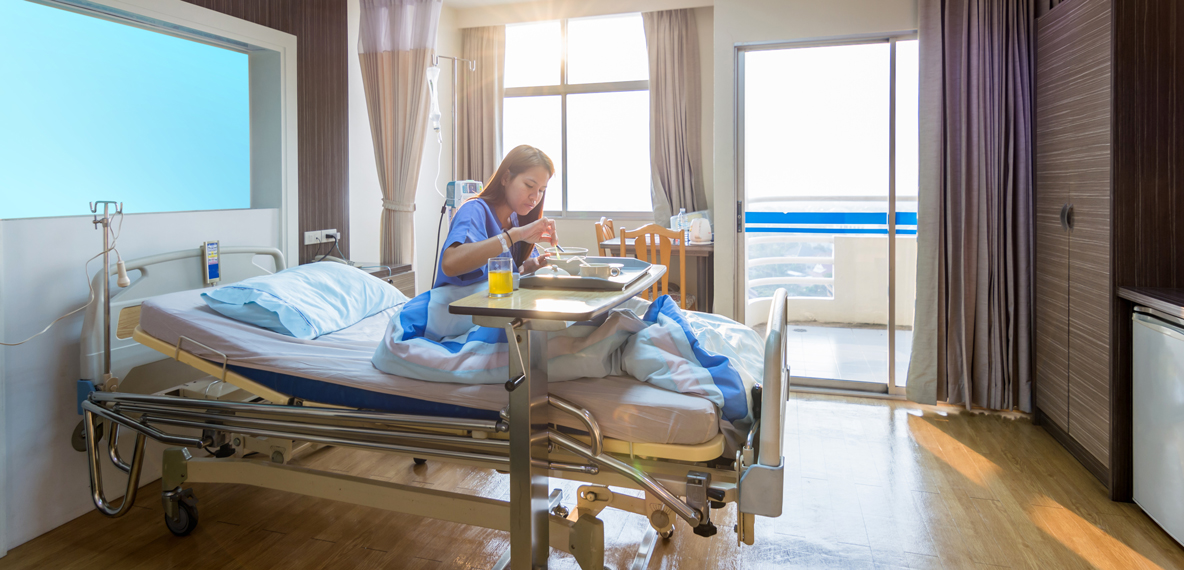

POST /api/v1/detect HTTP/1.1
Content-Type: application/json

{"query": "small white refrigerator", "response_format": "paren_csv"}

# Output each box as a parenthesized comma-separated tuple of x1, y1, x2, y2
(1133, 306, 1184, 544)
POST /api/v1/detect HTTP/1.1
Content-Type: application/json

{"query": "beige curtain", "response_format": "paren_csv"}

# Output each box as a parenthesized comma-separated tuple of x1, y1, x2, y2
(908, 0, 1035, 411)
(358, 0, 442, 266)
(642, 9, 706, 225)
(458, 26, 505, 184)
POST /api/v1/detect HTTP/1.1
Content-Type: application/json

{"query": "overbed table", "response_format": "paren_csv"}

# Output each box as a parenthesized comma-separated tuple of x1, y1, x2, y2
(599, 237, 714, 312)
(449, 265, 667, 570)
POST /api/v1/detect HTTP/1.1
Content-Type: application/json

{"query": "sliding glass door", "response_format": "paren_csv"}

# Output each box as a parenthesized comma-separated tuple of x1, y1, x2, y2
(738, 35, 918, 394)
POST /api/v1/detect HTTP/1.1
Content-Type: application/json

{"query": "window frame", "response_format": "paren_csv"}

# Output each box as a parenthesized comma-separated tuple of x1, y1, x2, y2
(503, 16, 653, 219)
(734, 30, 919, 395)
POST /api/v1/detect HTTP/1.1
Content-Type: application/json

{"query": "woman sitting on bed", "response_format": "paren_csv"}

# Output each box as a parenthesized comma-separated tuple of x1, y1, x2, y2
(375, 143, 760, 428)
(434, 144, 559, 288)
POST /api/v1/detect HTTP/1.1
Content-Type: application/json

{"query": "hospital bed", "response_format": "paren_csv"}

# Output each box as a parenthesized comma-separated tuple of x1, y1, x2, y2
(76, 246, 789, 570)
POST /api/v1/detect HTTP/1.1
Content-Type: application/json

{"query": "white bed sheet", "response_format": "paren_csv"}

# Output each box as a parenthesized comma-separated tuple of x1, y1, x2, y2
(139, 289, 721, 446)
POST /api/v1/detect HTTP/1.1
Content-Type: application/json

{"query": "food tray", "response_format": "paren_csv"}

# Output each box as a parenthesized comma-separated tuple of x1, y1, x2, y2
(520, 257, 653, 291)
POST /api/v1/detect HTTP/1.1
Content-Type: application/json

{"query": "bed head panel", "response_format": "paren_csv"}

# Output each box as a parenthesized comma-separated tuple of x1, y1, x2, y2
(80, 246, 286, 384)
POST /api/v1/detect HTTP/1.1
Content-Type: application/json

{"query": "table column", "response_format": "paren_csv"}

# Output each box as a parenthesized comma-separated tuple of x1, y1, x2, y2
(508, 327, 550, 569)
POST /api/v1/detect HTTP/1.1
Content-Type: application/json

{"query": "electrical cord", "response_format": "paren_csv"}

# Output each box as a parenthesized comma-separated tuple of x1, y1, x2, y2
(432, 131, 445, 198)
(327, 233, 346, 261)
(2, 210, 125, 346)
(431, 205, 447, 284)
(310, 234, 331, 262)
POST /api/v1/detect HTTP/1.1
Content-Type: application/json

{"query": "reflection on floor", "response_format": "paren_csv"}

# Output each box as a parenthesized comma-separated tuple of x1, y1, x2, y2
(4, 394, 1183, 569)
(785, 324, 913, 385)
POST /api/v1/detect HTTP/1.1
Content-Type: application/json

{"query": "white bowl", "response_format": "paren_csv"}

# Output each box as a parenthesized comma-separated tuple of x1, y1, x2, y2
(542, 246, 589, 257)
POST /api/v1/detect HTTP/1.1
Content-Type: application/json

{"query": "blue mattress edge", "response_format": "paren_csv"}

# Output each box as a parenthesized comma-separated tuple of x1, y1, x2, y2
(228, 364, 501, 421)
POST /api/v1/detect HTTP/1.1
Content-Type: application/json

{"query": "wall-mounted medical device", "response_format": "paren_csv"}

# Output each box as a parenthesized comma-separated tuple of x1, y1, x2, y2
(202, 240, 220, 285)
(446, 180, 482, 211)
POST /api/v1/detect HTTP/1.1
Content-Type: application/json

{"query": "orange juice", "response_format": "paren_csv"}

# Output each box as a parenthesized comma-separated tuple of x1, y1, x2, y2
(489, 270, 513, 297)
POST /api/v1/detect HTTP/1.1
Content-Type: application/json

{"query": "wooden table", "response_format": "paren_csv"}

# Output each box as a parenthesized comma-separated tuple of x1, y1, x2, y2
(357, 262, 415, 297)
(599, 237, 714, 312)
(447, 266, 665, 569)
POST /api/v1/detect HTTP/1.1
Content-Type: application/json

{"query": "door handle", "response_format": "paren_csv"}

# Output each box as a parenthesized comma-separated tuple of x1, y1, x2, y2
(1060, 204, 1075, 231)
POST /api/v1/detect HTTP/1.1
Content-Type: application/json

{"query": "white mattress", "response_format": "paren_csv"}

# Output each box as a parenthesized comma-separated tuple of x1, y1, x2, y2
(138, 289, 721, 445)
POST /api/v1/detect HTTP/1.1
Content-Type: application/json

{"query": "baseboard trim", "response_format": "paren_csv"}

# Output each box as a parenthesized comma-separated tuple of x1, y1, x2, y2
(789, 385, 906, 401)
(1036, 408, 1111, 489)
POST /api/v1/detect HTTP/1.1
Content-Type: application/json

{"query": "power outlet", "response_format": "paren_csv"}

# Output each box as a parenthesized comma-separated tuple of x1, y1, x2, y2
(303, 229, 340, 246)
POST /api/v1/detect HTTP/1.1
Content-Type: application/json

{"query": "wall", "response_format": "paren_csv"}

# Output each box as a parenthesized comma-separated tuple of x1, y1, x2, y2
(348, 1, 461, 295)
(0, 0, 304, 552)
(0, 209, 279, 550)
(185, 0, 350, 265)
(712, 0, 918, 318)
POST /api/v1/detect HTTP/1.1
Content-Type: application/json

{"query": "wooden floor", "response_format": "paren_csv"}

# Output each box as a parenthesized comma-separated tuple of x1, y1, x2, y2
(4, 393, 1184, 569)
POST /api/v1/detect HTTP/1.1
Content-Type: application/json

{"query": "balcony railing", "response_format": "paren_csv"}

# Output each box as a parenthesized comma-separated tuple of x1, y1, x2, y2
(744, 196, 918, 328)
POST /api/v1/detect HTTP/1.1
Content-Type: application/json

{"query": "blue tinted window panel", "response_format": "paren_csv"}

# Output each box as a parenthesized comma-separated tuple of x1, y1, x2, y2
(0, 1, 250, 219)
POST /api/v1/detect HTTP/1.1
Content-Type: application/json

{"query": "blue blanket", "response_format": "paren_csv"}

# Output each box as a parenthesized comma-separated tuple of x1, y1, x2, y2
(372, 283, 764, 424)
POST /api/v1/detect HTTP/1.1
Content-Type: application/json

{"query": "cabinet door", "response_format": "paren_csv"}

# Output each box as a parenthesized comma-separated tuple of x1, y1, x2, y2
(1058, 0, 1113, 466)
(1033, 3, 1081, 431)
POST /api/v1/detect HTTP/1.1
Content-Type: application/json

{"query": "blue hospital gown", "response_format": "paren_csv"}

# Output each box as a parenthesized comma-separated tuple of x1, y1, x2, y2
(433, 199, 534, 288)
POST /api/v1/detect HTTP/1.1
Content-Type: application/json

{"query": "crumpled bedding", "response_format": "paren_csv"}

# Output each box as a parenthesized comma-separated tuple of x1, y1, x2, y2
(372, 282, 765, 428)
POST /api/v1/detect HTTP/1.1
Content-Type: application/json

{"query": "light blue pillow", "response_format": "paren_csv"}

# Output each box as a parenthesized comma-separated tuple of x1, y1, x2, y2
(201, 262, 408, 339)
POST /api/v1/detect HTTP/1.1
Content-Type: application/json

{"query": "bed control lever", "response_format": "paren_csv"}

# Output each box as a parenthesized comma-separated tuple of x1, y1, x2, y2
(504, 373, 525, 392)
(686, 471, 717, 537)
(707, 486, 727, 509)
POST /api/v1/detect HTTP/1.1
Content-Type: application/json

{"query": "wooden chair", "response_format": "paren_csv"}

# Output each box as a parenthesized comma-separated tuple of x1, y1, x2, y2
(594, 217, 615, 256)
(619, 223, 695, 310)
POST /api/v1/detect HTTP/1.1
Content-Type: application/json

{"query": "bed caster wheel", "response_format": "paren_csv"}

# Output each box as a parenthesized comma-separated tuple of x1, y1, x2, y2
(659, 528, 675, 540)
(164, 501, 199, 537)
(413, 458, 427, 466)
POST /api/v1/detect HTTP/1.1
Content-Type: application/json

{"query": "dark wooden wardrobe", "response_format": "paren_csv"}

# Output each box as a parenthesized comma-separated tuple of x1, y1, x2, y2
(1034, 0, 1184, 501)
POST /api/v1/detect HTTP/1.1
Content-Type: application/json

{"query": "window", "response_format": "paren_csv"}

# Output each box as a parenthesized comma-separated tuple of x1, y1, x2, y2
(503, 14, 652, 214)
(0, 0, 250, 219)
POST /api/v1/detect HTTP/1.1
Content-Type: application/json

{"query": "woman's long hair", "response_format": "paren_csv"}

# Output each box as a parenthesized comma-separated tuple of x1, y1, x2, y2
(475, 145, 554, 267)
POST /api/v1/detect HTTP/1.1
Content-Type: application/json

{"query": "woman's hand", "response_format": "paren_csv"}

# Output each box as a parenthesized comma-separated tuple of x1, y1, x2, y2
(520, 253, 550, 275)
(511, 217, 557, 246)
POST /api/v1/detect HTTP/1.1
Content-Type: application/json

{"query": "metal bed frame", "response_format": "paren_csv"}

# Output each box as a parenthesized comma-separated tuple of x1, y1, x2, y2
(75, 247, 788, 570)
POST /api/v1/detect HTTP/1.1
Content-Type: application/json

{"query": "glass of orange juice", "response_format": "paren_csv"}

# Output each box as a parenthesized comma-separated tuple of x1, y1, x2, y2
(487, 257, 513, 298)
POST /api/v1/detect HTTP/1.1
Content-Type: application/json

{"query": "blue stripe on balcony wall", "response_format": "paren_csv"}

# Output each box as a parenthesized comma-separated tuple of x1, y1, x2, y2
(745, 228, 918, 235)
(744, 211, 918, 235)
(745, 211, 920, 225)
(896, 212, 918, 225)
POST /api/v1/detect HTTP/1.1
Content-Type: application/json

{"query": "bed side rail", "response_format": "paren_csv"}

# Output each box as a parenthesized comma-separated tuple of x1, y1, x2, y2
(738, 288, 787, 522)
(759, 288, 788, 467)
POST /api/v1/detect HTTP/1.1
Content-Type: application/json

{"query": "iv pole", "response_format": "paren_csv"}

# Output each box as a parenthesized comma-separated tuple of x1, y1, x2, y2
(433, 54, 475, 182)
(90, 200, 122, 386)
